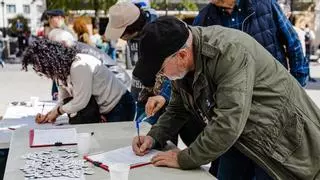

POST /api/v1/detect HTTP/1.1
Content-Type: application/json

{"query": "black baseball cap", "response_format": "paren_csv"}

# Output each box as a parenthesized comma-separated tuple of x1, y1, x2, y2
(46, 9, 65, 17)
(133, 16, 189, 86)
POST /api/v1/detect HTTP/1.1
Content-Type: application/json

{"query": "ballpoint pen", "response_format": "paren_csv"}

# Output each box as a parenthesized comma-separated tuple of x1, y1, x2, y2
(135, 119, 142, 147)
(133, 102, 142, 147)
(136, 112, 151, 149)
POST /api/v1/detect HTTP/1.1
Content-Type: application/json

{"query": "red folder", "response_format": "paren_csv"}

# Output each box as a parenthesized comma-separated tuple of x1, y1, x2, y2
(29, 129, 77, 148)
(83, 155, 152, 172)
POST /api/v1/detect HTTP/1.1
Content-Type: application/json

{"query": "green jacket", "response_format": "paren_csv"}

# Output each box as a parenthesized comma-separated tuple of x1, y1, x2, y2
(147, 26, 320, 180)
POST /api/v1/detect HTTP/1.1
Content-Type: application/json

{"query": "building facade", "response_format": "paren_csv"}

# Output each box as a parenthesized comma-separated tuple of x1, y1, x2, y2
(0, 0, 46, 34)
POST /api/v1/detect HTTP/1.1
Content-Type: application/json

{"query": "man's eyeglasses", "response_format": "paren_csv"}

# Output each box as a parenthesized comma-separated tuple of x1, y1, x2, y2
(156, 43, 189, 76)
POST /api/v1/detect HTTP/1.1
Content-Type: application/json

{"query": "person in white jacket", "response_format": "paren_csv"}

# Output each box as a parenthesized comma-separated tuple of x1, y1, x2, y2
(22, 38, 135, 124)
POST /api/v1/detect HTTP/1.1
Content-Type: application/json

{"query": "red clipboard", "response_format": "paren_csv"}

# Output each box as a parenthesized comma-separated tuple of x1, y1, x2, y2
(83, 155, 152, 172)
(29, 129, 77, 148)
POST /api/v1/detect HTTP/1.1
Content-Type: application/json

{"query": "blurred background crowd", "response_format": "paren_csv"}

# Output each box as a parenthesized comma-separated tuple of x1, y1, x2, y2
(0, 0, 319, 69)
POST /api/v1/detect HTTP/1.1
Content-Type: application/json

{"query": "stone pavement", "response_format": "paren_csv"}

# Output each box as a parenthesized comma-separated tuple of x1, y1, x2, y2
(0, 64, 51, 118)
(0, 62, 320, 119)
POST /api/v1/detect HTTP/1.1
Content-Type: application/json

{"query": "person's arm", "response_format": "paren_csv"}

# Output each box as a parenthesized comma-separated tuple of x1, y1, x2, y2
(145, 79, 172, 117)
(177, 44, 255, 169)
(147, 82, 191, 148)
(55, 83, 71, 108)
(60, 61, 93, 114)
(272, 2, 308, 87)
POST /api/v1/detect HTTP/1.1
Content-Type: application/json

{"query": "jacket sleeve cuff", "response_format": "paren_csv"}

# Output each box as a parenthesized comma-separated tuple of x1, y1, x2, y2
(147, 129, 167, 149)
(177, 148, 199, 170)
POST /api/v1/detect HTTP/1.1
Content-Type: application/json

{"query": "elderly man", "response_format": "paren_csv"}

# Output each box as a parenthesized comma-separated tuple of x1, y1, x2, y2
(193, 0, 308, 88)
(132, 16, 320, 180)
(193, 0, 309, 177)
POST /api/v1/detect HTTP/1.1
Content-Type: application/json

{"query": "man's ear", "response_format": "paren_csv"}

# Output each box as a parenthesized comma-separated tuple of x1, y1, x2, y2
(177, 49, 189, 67)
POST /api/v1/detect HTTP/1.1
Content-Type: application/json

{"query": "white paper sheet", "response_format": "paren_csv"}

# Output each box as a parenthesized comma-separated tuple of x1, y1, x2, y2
(32, 128, 77, 146)
(87, 146, 160, 166)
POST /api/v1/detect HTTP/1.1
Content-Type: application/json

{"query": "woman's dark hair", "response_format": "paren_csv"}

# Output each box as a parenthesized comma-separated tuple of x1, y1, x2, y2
(123, 8, 147, 35)
(22, 38, 77, 85)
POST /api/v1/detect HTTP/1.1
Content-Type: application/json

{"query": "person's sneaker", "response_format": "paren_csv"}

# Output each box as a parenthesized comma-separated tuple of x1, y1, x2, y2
(309, 77, 317, 82)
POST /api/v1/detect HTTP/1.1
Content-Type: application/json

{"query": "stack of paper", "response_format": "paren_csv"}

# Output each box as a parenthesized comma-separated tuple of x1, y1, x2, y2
(86, 146, 160, 168)
(30, 128, 77, 147)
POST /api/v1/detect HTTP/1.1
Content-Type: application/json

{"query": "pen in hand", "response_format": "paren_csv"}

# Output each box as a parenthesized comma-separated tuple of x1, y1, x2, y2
(133, 102, 143, 148)
(136, 120, 142, 148)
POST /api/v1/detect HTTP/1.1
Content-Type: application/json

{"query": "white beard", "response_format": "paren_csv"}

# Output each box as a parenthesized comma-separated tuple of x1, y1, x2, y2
(167, 70, 188, 81)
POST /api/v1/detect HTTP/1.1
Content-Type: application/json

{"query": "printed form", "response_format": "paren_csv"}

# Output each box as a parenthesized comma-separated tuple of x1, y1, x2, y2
(88, 146, 160, 166)
(32, 128, 77, 146)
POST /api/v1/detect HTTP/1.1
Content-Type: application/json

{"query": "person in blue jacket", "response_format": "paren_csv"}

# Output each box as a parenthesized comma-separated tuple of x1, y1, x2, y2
(193, 0, 308, 87)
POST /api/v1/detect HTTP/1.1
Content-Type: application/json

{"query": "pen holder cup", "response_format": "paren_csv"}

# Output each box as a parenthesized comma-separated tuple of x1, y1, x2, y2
(109, 163, 130, 180)
(77, 133, 91, 156)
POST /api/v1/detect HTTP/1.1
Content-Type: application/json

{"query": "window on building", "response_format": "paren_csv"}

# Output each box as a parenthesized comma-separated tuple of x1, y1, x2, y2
(37, 5, 43, 13)
(6, 5, 16, 13)
(23, 5, 30, 14)
(37, 18, 41, 26)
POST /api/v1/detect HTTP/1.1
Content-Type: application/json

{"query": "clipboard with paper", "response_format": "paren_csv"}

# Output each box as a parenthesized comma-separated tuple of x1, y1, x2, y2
(29, 128, 77, 148)
(84, 146, 160, 171)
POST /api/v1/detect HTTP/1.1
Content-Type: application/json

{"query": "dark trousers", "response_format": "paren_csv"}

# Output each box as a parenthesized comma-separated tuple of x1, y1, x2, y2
(65, 91, 135, 124)
(0, 149, 8, 180)
(178, 117, 206, 146)
(103, 91, 135, 122)
(214, 147, 273, 180)
(178, 118, 273, 180)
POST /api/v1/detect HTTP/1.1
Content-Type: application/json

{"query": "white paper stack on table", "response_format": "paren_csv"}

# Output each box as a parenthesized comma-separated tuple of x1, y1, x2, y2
(30, 128, 77, 147)
(85, 146, 160, 170)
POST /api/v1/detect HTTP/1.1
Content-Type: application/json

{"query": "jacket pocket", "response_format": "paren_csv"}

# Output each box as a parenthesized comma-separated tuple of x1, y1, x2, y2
(271, 111, 304, 163)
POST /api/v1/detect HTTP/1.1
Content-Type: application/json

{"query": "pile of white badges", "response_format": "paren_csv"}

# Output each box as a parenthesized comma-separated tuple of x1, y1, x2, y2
(20, 148, 94, 179)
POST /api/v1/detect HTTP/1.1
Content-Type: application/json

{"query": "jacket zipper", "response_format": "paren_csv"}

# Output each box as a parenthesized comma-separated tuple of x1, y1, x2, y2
(242, 11, 255, 31)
